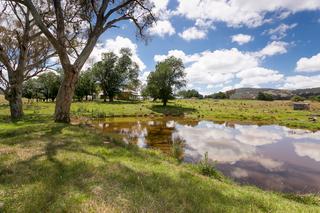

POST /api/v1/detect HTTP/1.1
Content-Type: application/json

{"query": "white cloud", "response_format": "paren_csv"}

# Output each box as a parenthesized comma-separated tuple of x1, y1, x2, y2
(264, 23, 298, 40)
(85, 36, 146, 71)
(296, 53, 320, 72)
(153, 38, 295, 91)
(178, 27, 207, 41)
(282, 75, 320, 89)
(176, 0, 320, 28)
(294, 143, 320, 162)
(154, 50, 201, 63)
(148, 20, 175, 37)
(257, 41, 288, 57)
(236, 67, 284, 88)
(231, 34, 254, 45)
(139, 71, 151, 85)
(150, 0, 169, 13)
(147, 0, 176, 38)
(185, 48, 258, 85)
(154, 43, 289, 89)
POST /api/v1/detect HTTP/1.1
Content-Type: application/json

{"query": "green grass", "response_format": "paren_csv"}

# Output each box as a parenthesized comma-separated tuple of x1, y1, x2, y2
(1, 115, 320, 212)
(1, 96, 319, 130)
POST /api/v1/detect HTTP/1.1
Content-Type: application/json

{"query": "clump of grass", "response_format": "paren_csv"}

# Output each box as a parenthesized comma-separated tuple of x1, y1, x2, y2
(171, 137, 185, 162)
(76, 106, 90, 114)
(91, 109, 107, 118)
(198, 152, 222, 180)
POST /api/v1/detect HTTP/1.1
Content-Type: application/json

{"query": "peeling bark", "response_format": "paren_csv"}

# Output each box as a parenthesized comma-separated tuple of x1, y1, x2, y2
(54, 68, 78, 123)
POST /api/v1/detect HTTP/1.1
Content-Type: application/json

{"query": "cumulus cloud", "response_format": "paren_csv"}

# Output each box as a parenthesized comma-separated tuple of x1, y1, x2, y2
(185, 48, 258, 85)
(296, 53, 320, 72)
(178, 27, 207, 41)
(236, 67, 284, 88)
(256, 41, 289, 57)
(282, 75, 320, 89)
(231, 34, 254, 45)
(154, 41, 291, 90)
(264, 23, 298, 40)
(148, 20, 175, 37)
(147, 0, 176, 37)
(176, 0, 320, 28)
(85, 36, 146, 71)
(154, 50, 201, 63)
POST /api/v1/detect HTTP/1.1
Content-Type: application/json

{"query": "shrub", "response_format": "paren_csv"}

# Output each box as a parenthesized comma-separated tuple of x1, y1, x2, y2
(291, 95, 305, 102)
(91, 109, 107, 118)
(256, 92, 273, 101)
(198, 152, 222, 180)
(171, 137, 185, 162)
(309, 96, 320, 102)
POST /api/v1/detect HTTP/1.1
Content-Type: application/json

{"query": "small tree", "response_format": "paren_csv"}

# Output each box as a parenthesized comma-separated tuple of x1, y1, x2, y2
(75, 70, 97, 101)
(22, 78, 43, 101)
(206, 92, 228, 99)
(178, 89, 203, 99)
(146, 56, 186, 106)
(291, 95, 305, 102)
(37, 72, 61, 102)
(257, 92, 273, 101)
(92, 48, 139, 102)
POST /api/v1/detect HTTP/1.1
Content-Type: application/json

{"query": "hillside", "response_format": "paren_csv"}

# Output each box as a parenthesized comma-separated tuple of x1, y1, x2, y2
(228, 87, 320, 100)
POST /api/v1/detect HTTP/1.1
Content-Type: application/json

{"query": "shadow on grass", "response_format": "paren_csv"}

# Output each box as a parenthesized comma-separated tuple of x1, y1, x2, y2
(149, 104, 197, 116)
(0, 119, 319, 212)
(74, 100, 143, 105)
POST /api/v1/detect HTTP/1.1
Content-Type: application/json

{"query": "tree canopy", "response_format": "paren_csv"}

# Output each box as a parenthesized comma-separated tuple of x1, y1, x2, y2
(92, 48, 140, 102)
(75, 70, 97, 101)
(8, 0, 156, 122)
(0, 1, 55, 119)
(22, 72, 61, 102)
(145, 56, 186, 106)
(178, 89, 203, 99)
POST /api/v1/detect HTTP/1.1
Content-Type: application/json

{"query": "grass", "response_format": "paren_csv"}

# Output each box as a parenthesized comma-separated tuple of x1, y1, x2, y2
(1, 96, 319, 130)
(1, 115, 320, 212)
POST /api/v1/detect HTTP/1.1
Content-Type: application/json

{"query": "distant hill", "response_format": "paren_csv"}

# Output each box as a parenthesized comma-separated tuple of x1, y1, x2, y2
(227, 87, 320, 100)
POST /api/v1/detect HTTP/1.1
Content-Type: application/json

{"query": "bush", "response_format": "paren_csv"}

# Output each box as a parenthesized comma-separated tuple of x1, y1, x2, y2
(309, 96, 320, 102)
(291, 95, 305, 102)
(171, 137, 185, 162)
(256, 92, 273, 101)
(206, 92, 228, 99)
(198, 152, 222, 180)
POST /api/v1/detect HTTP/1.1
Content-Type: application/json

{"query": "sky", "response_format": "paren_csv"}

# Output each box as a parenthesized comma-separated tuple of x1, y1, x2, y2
(88, 0, 320, 95)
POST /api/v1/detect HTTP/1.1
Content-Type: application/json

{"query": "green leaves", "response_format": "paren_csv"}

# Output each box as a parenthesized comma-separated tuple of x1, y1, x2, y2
(91, 48, 140, 102)
(145, 56, 186, 106)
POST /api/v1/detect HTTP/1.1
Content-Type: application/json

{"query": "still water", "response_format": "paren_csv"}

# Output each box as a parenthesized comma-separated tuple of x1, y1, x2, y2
(93, 118, 320, 193)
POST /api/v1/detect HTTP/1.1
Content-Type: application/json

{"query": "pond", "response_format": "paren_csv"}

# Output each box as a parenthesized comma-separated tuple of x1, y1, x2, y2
(89, 117, 320, 194)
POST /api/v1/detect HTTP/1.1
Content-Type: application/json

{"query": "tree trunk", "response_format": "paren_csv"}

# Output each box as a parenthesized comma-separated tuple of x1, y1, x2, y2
(109, 95, 114, 102)
(163, 99, 167, 106)
(103, 91, 107, 102)
(54, 69, 79, 123)
(5, 83, 24, 120)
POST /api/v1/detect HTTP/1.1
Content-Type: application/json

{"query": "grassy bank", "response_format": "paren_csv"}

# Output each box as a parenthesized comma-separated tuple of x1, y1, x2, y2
(1, 97, 320, 130)
(1, 115, 320, 212)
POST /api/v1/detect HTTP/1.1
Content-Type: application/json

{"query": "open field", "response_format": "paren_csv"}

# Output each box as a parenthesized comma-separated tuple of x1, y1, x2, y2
(1, 115, 320, 212)
(1, 96, 320, 130)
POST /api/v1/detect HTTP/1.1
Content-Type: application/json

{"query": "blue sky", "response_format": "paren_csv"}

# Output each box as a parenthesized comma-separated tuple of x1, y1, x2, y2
(90, 0, 320, 95)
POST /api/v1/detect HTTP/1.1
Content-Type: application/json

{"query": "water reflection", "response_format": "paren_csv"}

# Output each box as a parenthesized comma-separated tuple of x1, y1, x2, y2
(95, 118, 320, 193)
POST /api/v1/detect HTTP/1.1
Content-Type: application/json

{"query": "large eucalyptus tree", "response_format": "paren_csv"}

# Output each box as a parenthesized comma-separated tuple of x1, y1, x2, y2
(0, 1, 55, 119)
(9, 0, 156, 123)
